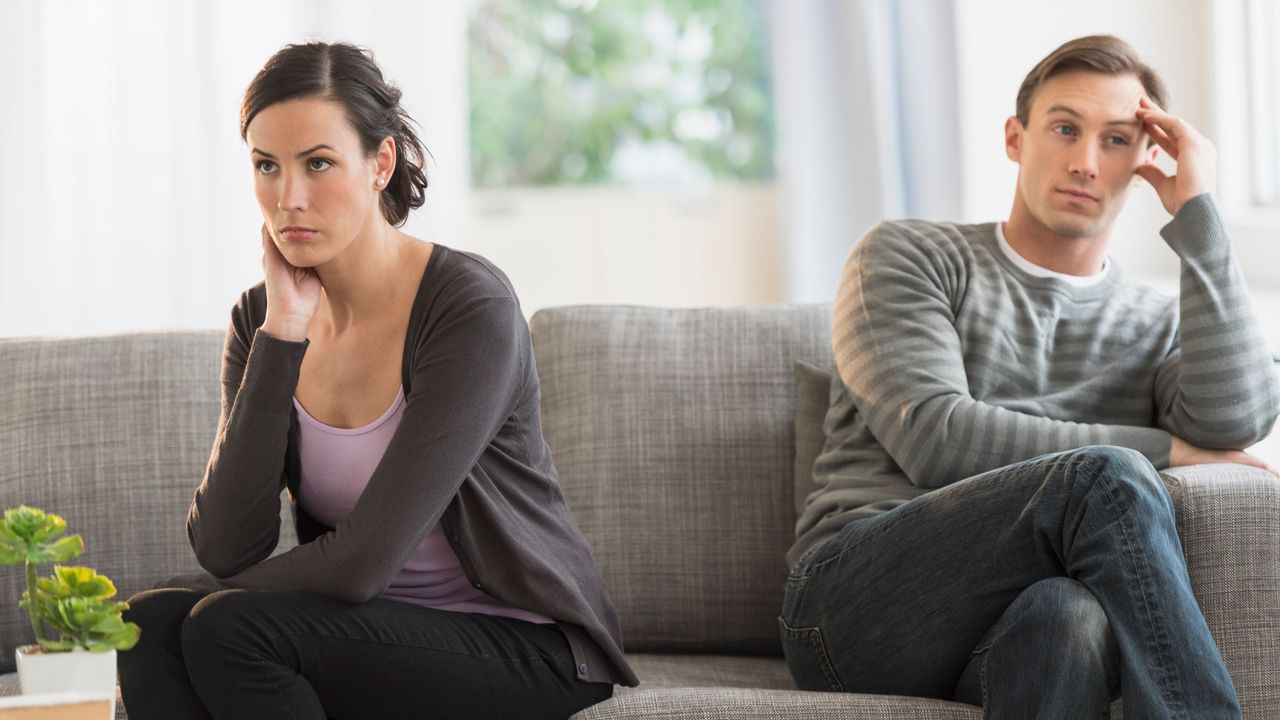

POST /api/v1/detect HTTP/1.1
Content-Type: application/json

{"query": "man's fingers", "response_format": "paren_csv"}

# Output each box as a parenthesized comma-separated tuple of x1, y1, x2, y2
(1140, 117, 1179, 159)
(1231, 450, 1277, 476)
(1137, 97, 1188, 141)
(1134, 163, 1169, 188)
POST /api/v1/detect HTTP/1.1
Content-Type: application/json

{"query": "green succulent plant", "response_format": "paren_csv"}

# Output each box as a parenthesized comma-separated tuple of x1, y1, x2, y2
(0, 506, 140, 653)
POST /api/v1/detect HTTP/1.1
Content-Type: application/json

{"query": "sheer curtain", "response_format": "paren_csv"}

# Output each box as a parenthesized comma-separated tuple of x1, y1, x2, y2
(769, 0, 962, 303)
(0, 0, 467, 337)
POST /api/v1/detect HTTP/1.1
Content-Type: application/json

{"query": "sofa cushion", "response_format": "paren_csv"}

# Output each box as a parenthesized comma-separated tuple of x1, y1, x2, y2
(792, 361, 832, 520)
(571, 686, 984, 720)
(530, 305, 834, 654)
(620, 653, 796, 690)
(0, 332, 297, 674)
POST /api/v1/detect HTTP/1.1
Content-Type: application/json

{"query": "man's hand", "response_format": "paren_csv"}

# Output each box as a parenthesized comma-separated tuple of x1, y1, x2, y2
(1134, 96, 1217, 216)
(1170, 435, 1277, 477)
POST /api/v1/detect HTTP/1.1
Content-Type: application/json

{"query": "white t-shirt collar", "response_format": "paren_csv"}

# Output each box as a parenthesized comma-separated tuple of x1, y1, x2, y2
(996, 223, 1110, 287)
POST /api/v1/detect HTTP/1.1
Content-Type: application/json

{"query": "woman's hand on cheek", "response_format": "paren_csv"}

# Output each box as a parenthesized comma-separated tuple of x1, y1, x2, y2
(260, 223, 322, 342)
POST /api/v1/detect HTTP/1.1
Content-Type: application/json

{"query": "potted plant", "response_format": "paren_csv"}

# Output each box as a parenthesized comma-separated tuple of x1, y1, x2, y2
(0, 506, 140, 719)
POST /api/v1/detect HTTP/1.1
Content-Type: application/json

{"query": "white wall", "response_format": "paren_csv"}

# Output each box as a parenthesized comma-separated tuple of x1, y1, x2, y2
(461, 185, 782, 313)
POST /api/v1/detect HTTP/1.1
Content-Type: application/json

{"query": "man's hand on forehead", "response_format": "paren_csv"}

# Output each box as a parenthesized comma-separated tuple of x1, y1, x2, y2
(1133, 95, 1216, 216)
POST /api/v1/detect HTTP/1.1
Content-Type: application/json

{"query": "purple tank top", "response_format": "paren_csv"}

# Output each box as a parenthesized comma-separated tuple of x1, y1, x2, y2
(293, 388, 554, 624)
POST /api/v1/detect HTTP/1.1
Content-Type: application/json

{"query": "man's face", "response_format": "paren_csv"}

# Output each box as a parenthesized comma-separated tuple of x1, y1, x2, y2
(1006, 71, 1157, 240)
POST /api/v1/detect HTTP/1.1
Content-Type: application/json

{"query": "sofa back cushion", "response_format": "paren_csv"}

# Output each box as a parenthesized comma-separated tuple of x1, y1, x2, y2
(530, 304, 834, 654)
(0, 332, 298, 672)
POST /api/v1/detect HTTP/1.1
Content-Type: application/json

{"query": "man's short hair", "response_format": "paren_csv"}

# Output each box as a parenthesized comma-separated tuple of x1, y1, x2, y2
(1015, 35, 1169, 127)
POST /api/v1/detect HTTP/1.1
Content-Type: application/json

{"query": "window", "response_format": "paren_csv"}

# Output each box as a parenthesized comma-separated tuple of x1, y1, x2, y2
(1246, 0, 1280, 206)
(467, 0, 775, 187)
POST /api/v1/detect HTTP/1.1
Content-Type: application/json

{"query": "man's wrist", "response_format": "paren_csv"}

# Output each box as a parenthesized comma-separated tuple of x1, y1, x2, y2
(1159, 193, 1225, 260)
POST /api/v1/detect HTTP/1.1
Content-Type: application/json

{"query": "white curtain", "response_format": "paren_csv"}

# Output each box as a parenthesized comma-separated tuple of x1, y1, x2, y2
(770, 0, 962, 303)
(0, 0, 468, 337)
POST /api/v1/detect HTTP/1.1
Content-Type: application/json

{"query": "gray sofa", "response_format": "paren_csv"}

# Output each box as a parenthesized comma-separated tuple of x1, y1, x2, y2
(2, 304, 1278, 719)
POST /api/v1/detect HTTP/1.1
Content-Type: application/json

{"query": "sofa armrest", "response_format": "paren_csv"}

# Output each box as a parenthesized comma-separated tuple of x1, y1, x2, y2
(1161, 463, 1280, 717)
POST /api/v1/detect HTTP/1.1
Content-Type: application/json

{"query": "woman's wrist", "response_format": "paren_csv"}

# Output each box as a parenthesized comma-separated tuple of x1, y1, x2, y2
(260, 314, 311, 343)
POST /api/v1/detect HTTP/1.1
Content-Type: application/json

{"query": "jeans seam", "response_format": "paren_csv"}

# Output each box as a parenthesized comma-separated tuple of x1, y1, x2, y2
(780, 618, 845, 693)
(978, 654, 990, 714)
(784, 574, 810, 625)
(1083, 455, 1187, 720)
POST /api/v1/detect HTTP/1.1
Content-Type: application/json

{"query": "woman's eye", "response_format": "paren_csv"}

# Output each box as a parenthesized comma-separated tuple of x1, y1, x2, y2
(308, 158, 334, 171)
(1106, 135, 1130, 146)
(255, 160, 277, 174)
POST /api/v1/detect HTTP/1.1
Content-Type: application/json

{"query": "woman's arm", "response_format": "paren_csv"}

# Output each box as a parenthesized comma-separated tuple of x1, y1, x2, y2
(194, 290, 527, 603)
(186, 293, 302, 576)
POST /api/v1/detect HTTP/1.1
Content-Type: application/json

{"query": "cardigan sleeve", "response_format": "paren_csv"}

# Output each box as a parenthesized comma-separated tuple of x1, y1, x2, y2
(187, 289, 302, 576)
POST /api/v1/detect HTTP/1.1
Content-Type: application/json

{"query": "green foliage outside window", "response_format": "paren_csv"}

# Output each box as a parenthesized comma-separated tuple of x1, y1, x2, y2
(468, 0, 775, 187)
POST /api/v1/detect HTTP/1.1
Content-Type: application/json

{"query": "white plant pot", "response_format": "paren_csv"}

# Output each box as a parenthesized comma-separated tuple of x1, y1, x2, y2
(15, 646, 116, 719)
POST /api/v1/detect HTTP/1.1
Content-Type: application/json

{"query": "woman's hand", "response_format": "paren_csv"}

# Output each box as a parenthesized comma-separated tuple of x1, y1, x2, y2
(259, 224, 321, 342)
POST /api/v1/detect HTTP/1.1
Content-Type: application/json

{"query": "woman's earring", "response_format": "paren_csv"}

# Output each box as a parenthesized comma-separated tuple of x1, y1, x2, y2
(375, 178, 385, 187)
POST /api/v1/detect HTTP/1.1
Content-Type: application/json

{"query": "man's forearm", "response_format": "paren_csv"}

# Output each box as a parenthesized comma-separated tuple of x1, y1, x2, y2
(1155, 194, 1280, 447)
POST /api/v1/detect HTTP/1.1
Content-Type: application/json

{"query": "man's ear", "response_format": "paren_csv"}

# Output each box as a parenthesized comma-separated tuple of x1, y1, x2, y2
(1005, 116, 1023, 163)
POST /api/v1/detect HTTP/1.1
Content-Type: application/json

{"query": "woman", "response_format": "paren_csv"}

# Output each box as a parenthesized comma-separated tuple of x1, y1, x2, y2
(118, 41, 635, 719)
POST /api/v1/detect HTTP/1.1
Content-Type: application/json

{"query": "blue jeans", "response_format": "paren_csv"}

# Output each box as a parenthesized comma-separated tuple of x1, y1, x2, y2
(780, 446, 1242, 720)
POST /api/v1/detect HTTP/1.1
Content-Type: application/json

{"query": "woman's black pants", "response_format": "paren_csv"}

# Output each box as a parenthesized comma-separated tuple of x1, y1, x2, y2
(118, 588, 612, 720)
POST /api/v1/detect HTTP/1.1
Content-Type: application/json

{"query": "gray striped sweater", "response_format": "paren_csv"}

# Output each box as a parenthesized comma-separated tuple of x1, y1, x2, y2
(790, 193, 1280, 568)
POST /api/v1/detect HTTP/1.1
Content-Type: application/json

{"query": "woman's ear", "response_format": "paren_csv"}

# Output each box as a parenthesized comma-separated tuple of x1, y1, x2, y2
(374, 136, 397, 186)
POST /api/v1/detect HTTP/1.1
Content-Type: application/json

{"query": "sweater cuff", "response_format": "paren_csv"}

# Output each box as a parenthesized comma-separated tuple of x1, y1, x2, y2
(1159, 193, 1228, 261)
(240, 328, 309, 411)
(1108, 426, 1173, 470)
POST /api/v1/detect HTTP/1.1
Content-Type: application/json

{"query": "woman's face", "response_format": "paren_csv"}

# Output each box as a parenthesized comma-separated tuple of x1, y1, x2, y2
(245, 97, 387, 268)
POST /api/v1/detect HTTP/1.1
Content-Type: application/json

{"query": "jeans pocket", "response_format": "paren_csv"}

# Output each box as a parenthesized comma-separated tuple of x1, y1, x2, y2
(778, 617, 845, 692)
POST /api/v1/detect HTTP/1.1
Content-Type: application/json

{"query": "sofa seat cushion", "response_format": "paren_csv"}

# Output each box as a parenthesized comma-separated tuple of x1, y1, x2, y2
(619, 653, 796, 690)
(572, 686, 984, 720)
(569, 654, 1126, 719)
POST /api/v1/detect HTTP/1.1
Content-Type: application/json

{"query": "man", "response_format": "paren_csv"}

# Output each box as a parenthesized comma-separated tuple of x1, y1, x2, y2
(784, 35, 1280, 720)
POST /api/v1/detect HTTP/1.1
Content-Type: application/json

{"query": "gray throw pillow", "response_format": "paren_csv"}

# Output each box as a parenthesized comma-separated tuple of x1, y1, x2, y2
(793, 360, 834, 519)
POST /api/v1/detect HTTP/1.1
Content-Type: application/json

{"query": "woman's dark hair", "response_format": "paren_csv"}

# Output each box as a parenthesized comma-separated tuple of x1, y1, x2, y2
(240, 42, 428, 227)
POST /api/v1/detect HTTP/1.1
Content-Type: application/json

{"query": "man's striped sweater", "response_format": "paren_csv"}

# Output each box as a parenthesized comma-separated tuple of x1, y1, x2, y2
(790, 194, 1280, 568)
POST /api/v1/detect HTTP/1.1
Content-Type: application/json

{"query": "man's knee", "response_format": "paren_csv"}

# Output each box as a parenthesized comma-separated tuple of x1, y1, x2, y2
(1072, 445, 1171, 511)
(1014, 578, 1114, 657)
